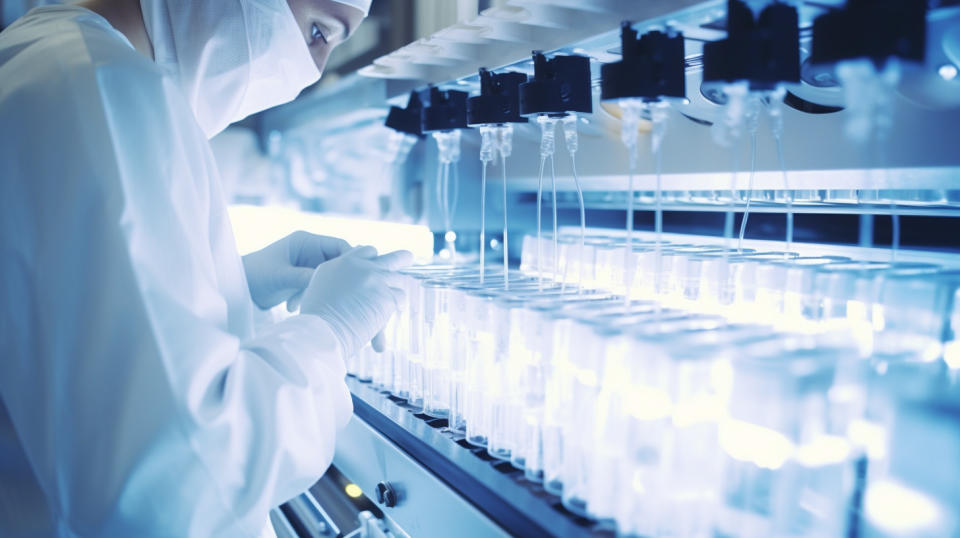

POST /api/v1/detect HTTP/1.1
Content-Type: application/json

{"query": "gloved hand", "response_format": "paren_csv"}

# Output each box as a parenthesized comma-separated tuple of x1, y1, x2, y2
(300, 246, 413, 357)
(242, 231, 351, 310)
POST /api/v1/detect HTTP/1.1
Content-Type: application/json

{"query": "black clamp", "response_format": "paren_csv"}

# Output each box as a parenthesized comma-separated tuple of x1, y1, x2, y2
(601, 21, 686, 102)
(518, 51, 593, 117)
(421, 86, 470, 133)
(467, 68, 529, 126)
(702, 0, 801, 91)
(811, 0, 927, 67)
(385, 91, 425, 138)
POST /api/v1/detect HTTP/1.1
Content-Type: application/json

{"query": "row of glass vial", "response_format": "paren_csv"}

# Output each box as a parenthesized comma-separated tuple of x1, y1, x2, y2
(344, 240, 960, 536)
(520, 233, 950, 354)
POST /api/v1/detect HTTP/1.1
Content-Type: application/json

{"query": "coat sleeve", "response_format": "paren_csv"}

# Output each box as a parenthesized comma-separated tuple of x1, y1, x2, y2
(0, 30, 351, 537)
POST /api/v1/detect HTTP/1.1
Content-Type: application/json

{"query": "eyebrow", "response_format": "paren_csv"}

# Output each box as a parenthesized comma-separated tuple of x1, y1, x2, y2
(338, 15, 353, 40)
(317, 14, 351, 43)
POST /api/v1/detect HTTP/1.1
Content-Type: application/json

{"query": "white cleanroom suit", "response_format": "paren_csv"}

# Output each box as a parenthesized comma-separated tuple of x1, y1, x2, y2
(0, 0, 394, 536)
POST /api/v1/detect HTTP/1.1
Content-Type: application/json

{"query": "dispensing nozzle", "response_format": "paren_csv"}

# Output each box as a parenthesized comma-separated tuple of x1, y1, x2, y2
(537, 115, 558, 158)
(561, 114, 578, 155)
(479, 125, 496, 164)
(496, 124, 514, 160)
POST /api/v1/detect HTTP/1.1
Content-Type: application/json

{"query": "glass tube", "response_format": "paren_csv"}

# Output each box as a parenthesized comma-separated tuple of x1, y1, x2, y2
(874, 270, 960, 366)
(556, 315, 623, 516)
(463, 289, 499, 448)
(686, 251, 800, 314)
(717, 339, 858, 538)
(541, 303, 684, 496)
(421, 280, 454, 418)
(658, 247, 756, 308)
(511, 294, 625, 480)
(493, 297, 526, 460)
(632, 245, 731, 302)
(862, 394, 960, 537)
(606, 324, 775, 536)
(752, 256, 851, 327)
(565, 314, 729, 520)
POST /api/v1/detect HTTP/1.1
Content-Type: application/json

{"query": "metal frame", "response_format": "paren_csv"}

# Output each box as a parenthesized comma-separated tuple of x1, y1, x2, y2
(333, 377, 609, 537)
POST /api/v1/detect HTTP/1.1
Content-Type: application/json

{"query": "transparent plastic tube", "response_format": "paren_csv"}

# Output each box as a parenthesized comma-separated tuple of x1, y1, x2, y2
(434, 163, 456, 261)
(550, 154, 558, 281)
(451, 163, 460, 230)
(620, 99, 643, 305)
(650, 102, 670, 285)
(480, 160, 488, 280)
(836, 60, 902, 262)
(498, 125, 514, 291)
(479, 126, 497, 284)
(435, 161, 445, 230)
(433, 130, 462, 263)
(384, 131, 419, 221)
(767, 91, 793, 253)
(725, 153, 738, 254)
(502, 156, 510, 289)
(836, 59, 901, 146)
(737, 129, 757, 253)
(444, 163, 457, 261)
(536, 154, 547, 288)
(386, 130, 418, 166)
(738, 95, 761, 253)
(776, 135, 793, 252)
(562, 114, 585, 292)
(715, 83, 748, 255)
(536, 115, 558, 288)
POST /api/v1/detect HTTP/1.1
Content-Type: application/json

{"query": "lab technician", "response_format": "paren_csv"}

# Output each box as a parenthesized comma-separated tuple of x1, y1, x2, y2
(0, 0, 409, 536)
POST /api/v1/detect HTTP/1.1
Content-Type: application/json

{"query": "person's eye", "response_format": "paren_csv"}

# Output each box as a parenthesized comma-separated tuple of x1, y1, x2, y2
(310, 23, 328, 45)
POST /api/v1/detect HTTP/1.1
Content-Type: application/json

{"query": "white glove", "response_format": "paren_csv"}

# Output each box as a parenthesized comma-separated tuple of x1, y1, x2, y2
(242, 231, 351, 310)
(300, 246, 413, 357)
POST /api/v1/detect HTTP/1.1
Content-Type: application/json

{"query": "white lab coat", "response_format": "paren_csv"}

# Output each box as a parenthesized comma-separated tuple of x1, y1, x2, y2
(0, 6, 352, 537)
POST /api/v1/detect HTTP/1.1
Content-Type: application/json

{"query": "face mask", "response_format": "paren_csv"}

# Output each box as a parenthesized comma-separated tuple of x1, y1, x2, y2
(141, 0, 321, 138)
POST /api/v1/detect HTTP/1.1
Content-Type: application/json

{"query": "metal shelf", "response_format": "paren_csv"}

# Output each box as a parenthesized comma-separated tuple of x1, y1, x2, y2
(509, 167, 960, 193)
(523, 189, 960, 218)
(334, 377, 611, 537)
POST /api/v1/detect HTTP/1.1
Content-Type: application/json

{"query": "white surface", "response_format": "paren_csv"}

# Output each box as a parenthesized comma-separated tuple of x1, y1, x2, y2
(230, 205, 434, 260)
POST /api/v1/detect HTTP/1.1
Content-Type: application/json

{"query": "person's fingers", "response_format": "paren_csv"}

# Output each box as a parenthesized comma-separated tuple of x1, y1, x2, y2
(343, 245, 378, 260)
(371, 331, 386, 352)
(273, 267, 315, 300)
(286, 290, 305, 312)
(387, 286, 406, 309)
(372, 250, 414, 271)
(292, 232, 352, 267)
(373, 269, 407, 289)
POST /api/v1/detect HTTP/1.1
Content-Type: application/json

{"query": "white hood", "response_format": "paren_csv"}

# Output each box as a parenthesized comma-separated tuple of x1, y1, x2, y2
(140, 0, 321, 138)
